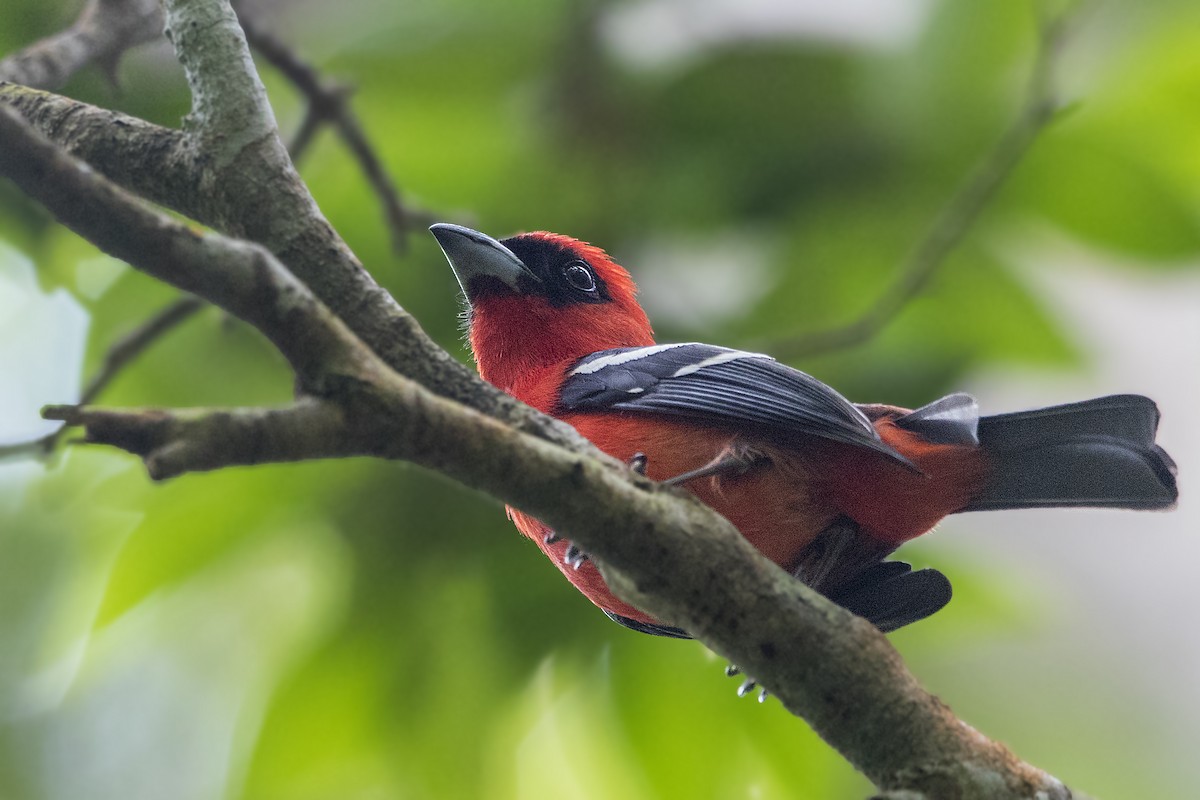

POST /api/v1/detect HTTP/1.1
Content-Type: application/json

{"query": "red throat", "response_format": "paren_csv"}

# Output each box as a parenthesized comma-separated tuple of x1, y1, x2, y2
(467, 233, 655, 396)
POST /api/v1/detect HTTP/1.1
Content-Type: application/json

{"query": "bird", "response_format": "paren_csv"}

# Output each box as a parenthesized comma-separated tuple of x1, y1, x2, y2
(430, 222, 1178, 640)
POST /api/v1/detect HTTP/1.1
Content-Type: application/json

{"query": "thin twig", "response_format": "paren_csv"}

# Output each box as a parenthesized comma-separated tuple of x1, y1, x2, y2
(80, 295, 206, 406)
(233, 3, 436, 252)
(762, 8, 1073, 361)
(0, 295, 205, 460)
(287, 103, 324, 161)
(0, 0, 163, 90)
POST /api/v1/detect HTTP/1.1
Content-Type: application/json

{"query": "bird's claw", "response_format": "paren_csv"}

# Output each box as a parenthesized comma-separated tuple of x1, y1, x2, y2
(726, 664, 768, 701)
(564, 543, 589, 570)
(628, 452, 649, 475)
(545, 529, 588, 569)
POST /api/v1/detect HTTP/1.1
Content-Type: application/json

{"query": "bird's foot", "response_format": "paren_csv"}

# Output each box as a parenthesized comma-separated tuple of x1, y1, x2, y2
(627, 451, 649, 475)
(661, 447, 765, 488)
(543, 531, 589, 570)
(563, 542, 589, 570)
(725, 663, 771, 703)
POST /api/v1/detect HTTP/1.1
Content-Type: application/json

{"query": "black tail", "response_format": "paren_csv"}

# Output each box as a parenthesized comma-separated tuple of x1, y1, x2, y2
(963, 394, 1178, 511)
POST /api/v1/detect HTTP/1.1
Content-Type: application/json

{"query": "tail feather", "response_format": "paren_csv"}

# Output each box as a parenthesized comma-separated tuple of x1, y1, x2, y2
(964, 394, 1178, 511)
(828, 562, 953, 633)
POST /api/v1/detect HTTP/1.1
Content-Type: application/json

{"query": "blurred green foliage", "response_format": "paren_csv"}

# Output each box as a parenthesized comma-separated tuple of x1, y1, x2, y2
(2, 0, 1199, 798)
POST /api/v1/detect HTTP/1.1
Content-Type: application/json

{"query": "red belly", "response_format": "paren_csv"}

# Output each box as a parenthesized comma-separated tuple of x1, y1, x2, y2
(508, 412, 988, 625)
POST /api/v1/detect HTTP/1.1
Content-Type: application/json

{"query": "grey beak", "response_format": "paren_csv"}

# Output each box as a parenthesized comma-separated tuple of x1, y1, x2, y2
(429, 223, 538, 302)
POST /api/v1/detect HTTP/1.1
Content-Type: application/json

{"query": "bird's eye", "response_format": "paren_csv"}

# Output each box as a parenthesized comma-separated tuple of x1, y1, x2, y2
(563, 262, 596, 293)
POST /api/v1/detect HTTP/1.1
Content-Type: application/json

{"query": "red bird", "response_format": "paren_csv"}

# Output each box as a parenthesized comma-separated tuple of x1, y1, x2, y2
(431, 223, 1178, 638)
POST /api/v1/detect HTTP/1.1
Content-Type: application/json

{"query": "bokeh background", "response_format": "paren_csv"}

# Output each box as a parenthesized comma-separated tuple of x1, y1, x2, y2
(2, 0, 1198, 797)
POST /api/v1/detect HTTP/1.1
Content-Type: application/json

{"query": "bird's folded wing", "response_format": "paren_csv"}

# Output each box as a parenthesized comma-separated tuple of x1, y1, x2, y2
(559, 343, 905, 462)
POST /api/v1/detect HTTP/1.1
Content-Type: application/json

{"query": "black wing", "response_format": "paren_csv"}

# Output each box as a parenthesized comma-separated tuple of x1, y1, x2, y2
(560, 343, 907, 464)
(827, 562, 953, 633)
(603, 610, 691, 639)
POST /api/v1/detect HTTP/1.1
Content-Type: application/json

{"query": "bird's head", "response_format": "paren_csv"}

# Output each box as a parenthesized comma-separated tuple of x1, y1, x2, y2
(430, 224, 654, 392)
